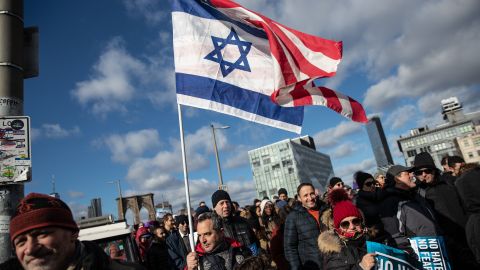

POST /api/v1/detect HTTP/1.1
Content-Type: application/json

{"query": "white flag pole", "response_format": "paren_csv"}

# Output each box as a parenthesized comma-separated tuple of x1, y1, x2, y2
(177, 103, 196, 252)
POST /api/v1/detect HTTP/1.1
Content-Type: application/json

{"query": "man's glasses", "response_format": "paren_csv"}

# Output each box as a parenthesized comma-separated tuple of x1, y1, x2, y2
(364, 181, 375, 187)
(335, 182, 344, 187)
(414, 168, 433, 176)
(340, 218, 362, 229)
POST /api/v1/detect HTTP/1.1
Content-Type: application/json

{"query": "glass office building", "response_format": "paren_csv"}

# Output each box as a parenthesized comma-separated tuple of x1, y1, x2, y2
(248, 136, 334, 199)
(366, 116, 394, 168)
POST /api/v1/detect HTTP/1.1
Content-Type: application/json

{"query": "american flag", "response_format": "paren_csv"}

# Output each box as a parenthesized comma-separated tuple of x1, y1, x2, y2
(204, 0, 367, 123)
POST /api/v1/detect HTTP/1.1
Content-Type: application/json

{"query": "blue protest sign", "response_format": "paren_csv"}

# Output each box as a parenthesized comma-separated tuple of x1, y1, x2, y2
(367, 241, 420, 270)
(409, 237, 451, 270)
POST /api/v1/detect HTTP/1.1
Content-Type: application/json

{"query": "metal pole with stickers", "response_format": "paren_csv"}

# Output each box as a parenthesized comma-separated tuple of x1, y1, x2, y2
(0, 0, 37, 262)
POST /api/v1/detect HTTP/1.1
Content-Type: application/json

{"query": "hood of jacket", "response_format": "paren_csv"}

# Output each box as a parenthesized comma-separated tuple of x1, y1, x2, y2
(318, 230, 342, 254)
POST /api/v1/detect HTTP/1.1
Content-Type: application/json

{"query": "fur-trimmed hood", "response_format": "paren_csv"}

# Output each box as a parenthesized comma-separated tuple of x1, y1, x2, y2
(318, 230, 342, 254)
(320, 207, 335, 231)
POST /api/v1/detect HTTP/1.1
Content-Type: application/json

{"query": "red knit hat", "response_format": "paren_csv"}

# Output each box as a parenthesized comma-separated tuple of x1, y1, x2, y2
(328, 189, 362, 229)
(10, 193, 78, 242)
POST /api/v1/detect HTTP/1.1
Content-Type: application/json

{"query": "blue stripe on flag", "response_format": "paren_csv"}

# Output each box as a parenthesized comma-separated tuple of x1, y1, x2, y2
(176, 72, 304, 127)
(172, 0, 267, 39)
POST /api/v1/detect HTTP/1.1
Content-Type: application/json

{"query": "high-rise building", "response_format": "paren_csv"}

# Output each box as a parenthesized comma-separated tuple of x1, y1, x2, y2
(366, 116, 394, 168)
(455, 125, 480, 164)
(397, 97, 479, 167)
(87, 198, 102, 218)
(248, 135, 334, 199)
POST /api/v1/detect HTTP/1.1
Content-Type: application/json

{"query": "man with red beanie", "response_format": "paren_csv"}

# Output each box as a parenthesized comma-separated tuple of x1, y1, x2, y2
(318, 189, 376, 270)
(4, 192, 144, 270)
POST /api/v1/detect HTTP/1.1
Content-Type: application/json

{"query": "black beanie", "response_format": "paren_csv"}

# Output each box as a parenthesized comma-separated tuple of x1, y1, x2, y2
(413, 152, 437, 170)
(211, 190, 231, 208)
(329, 177, 343, 187)
(354, 171, 374, 189)
(278, 188, 288, 196)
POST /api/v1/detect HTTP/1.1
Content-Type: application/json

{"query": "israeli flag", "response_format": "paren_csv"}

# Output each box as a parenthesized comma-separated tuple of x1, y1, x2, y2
(172, 0, 304, 133)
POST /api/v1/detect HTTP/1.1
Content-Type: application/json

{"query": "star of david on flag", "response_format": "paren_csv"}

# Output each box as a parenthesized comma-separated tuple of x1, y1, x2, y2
(172, 0, 367, 133)
(204, 27, 252, 77)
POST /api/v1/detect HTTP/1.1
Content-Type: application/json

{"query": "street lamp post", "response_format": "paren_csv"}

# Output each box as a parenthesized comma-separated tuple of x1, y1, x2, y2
(107, 180, 123, 221)
(210, 124, 229, 190)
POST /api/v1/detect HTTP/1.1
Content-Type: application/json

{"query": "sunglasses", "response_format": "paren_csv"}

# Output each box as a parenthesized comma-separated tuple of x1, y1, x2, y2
(340, 218, 362, 229)
(414, 168, 433, 176)
(364, 181, 375, 187)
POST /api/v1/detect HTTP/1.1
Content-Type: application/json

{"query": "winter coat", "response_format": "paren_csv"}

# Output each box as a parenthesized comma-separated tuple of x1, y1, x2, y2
(456, 166, 480, 264)
(0, 258, 22, 270)
(355, 189, 385, 228)
(284, 204, 324, 270)
(146, 239, 171, 270)
(192, 237, 251, 270)
(217, 214, 258, 254)
(166, 230, 190, 269)
(378, 187, 439, 251)
(318, 231, 366, 270)
(416, 177, 467, 236)
(270, 224, 289, 270)
(417, 176, 479, 268)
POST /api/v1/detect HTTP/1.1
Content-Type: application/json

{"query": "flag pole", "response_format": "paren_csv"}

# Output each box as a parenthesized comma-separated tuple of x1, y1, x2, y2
(177, 103, 195, 252)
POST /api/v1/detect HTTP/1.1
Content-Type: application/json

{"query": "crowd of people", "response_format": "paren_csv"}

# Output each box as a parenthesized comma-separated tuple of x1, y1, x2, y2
(1, 151, 479, 270)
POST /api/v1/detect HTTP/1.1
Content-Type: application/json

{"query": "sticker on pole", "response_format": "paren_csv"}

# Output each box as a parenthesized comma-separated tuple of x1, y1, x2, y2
(0, 116, 31, 183)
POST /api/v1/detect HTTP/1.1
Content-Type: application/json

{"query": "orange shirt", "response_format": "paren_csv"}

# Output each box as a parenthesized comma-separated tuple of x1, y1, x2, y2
(307, 208, 320, 227)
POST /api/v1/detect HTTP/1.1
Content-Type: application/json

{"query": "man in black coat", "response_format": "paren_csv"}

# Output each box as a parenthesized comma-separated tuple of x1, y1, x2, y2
(211, 190, 259, 255)
(413, 152, 478, 268)
(284, 183, 326, 270)
(186, 212, 251, 270)
(456, 164, 480, 264)
(166, 215, 192, 269)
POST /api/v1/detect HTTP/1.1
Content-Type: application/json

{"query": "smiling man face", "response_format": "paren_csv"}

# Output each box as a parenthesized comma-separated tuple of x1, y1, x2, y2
(14, 227, 78, 270)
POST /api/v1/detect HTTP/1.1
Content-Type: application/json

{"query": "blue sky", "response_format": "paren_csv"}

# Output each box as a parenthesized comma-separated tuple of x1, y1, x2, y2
(24, 0, 480, 221)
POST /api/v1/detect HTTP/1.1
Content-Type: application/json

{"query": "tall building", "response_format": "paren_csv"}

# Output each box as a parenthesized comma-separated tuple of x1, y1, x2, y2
(87, 198, 102, 218)
(248, 135, 334, 199)
(455, 125, 480, 164)
(397, 97, 479, 167)
(366, 116, 393, 168)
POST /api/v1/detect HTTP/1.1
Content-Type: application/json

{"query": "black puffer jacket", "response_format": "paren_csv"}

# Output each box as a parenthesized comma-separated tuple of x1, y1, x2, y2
(284, 204, 323, 270)
(217, 214, 257, 252)
(416, 173, 480, 268)
(318, 231, 366, 270)
(355, 189, 387, 227)
(456, 166, 480, 264)
(416, 177, 467, 236)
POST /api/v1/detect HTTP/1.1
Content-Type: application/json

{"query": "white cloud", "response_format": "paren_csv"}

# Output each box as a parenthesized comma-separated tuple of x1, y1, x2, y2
(68, 190, 85, 199)
(335, 158, 376, 183)
(385, 105, 416, 130)
(224, 145, 251, 169)
(329, 141, 357, 159)
(34, 124, 81, 139)
(123, 0, 166, 25)
(313, 121, 362, 148)
(72, 38, 147, 116)
(361, 0, 480, 110)
(101, 129, 160, 163)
